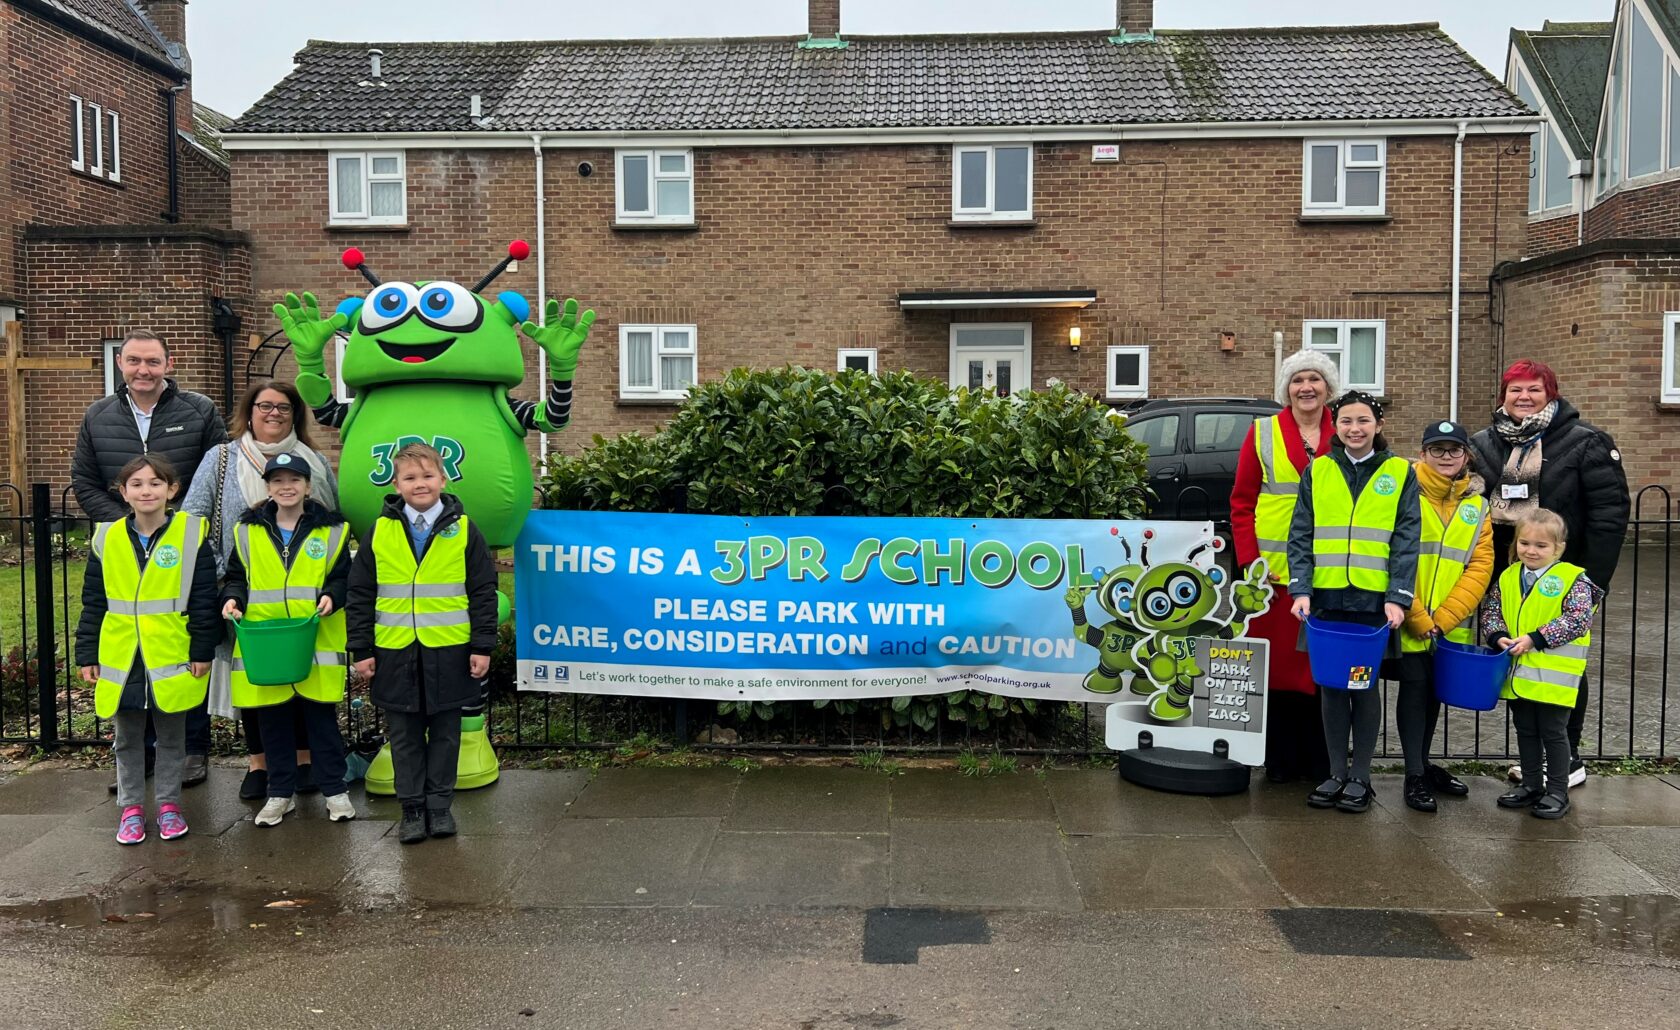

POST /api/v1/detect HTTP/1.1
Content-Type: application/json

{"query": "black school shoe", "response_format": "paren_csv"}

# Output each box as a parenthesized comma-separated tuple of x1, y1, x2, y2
(1306, 778, 1347, 808)
(238, 768, 269, 801)
(427, 809, 457, 838)
(1403, 775, 1437, 813)
(1425, 764, 1469, 797)
(1336, 779, 1374, 813)
(398, 805, 428, 844)
(1497, 786, 1546, 809)
(1531, 793, 1571, 820)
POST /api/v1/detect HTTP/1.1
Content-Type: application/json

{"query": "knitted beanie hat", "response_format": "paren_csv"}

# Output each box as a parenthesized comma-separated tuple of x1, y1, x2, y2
(1274, 349, 1342, 406)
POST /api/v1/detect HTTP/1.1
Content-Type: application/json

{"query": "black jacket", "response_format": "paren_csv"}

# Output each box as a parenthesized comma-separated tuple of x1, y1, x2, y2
(75, 511, 222, 711)
(219, 501, 352, 615)
(1469, 399, 1631, 590)
(71, 380, 227, 522)
(346, 493, 498, 714)
(1286, 446, 1422, 614)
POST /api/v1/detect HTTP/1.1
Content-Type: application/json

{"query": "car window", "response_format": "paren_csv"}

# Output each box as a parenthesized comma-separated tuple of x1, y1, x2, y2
(1125, 414, 1180, 457)
(1193, 412, 1260, 453)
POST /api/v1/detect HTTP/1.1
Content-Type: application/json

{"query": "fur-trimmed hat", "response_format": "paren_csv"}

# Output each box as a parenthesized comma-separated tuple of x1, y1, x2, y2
(1274, 349, 1341, 406)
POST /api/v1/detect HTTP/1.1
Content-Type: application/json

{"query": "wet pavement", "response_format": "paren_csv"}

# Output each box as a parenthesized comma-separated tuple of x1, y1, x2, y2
(1, 763, 1678, 1028)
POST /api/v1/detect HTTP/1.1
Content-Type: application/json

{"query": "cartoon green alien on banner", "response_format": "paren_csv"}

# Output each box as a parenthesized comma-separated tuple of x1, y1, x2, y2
(273, 242, 593, 793)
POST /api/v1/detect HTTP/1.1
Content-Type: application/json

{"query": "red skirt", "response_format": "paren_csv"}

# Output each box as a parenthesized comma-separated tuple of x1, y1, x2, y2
(1250, 590, 1315, 695)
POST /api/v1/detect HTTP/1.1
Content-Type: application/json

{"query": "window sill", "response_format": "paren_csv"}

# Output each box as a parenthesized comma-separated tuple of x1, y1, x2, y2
(1656, 399, 1680, 412)
(948, 218, 1037, 229)
(1297, 213, 1391, 224)
(616, 396, 686, 408)
(70, 167, 122, 188)
(324, 222, 410, 233)
(612, 221, 699, 233)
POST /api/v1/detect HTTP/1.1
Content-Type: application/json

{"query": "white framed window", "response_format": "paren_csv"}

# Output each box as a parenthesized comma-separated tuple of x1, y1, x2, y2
(329, 151, 406, 225)
(952, 144, 1032, 220)
(1105, 345, 1149, 400)
(88, 103, 104, 177)
(106, 110, 121, 183)
(1664, 313, 1680, 404)
(332, 335, 356, 405)
(1301, 139, 1386, 216)
(102, 339, 123, 396)
(1511, 64, 1575, 214)
(620, 324, 696, 400)
(616, 149, 693, 224)
(69, 96, 84, 171)
(1303, 320, 1385, 393)
(837, 348, 877, 374)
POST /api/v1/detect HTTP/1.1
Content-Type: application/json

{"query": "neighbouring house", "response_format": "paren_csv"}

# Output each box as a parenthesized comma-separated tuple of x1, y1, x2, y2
(0, 0, 250, 499)
(222, 0, 1537, 494)
(1500, 1, 1680, 494)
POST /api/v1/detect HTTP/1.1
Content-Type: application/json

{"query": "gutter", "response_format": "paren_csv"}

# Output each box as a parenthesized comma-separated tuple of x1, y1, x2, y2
(10, 0, 186, 80)
(1449, 120, 1466, 422)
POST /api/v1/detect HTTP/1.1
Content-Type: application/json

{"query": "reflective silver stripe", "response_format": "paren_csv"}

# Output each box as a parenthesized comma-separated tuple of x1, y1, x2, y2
(147, 661, 193, 681)
(316, 651, 347, 666)
(92, 522, 112, 560)
(247, 588, 290, 605)
(323, 524, 346, 562)
(108, 598, 181, 616)
(1344, 554, 1391, 571)
(375, 583, 465, 600)
(1517, 665, 1585, 688)
(234, 523, 252, 563)
(1315, 526, 1394, 544)
(98, 663, 130, 684)
(1256, 537, 1288, 554)
(1418, 541, 1442, 557)
(1255, 420, 1299, 494)
(1438, 545, 1473, 565)
(375, 609, 470, 628)
(176, 515, 203, 605)
(1548, 642, 1591, 661)
(1259, 481, 1298, 496)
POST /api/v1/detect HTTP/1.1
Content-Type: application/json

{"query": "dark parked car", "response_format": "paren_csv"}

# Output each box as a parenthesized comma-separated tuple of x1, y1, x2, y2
(1120, 397, 1282, 522)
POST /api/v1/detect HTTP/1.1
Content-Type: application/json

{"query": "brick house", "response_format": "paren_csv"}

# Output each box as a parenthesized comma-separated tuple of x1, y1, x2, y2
(1500, 1, 1680, 493)
(223, 1, 1536, 485)
(0, 0, 248, 497)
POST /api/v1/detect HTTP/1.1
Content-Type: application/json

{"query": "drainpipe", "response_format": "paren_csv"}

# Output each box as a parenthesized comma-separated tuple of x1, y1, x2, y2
(161, 85, 186, 222)
(1272, 330, 1284, 387)
(1449, 121, 1466, 422)
(532, 134, 548, 464)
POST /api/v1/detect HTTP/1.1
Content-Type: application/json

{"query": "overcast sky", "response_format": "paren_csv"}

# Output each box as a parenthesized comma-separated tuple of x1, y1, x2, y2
(190, 0, 1603, 118)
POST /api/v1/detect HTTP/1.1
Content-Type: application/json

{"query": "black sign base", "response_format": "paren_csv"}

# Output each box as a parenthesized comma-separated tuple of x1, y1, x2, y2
(1117, 747, 1251, 795)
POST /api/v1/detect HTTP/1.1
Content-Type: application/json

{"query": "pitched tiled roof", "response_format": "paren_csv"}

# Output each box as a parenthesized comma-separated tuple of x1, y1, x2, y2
(229, 25, 1527, 136)
(1510, 20, 1612, 158)
(187, 102, 232, 166)
(22, 0, 178, 66)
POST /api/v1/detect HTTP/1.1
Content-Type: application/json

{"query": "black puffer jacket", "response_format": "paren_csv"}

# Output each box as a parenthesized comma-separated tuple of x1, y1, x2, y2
(346, 494, 499, 714)
(71, 380, 227, 522)
(1469, 398, 1631, 590)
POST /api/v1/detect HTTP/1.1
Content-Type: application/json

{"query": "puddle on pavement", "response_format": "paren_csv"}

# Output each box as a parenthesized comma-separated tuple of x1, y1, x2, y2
(1498, 894, 1680, 959)
(0, 881, 359, 932)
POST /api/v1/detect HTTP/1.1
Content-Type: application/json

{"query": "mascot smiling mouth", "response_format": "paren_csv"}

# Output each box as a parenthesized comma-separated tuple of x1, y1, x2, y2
(378, 339, 454, 363)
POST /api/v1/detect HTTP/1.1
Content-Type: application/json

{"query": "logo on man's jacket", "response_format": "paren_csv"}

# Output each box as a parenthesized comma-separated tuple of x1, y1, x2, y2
(162, 425, 185, 433)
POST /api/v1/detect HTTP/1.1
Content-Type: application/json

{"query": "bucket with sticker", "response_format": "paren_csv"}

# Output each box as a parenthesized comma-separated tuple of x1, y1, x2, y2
(1305, 616, 1389, 691)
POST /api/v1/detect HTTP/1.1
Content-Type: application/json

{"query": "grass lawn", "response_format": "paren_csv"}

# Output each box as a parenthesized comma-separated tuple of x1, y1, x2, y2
(0, 557, 88, 652)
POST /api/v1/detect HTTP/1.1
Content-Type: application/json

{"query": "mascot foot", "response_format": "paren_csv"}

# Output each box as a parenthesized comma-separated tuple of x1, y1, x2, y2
(1081, 670, 1122, 695)
(456, 714, 500, 791)
(1147, 693, 1191, 723)
(363, 742, 396, 796)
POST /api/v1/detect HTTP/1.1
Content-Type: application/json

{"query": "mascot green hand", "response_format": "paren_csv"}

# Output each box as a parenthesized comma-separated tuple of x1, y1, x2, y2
(274, 242, 593, 549)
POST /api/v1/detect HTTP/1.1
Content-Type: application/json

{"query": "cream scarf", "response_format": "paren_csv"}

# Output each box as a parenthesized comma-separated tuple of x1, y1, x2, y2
(231, 431, 334, 510)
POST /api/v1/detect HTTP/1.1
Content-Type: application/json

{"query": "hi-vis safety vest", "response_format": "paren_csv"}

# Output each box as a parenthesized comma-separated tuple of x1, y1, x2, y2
(230, 521, 349, 707)
(92, 514, 209, 719)
(1252, 415, 1301, 579)
(1500, 561, 1591, 708)
(1399, 490, 1488, 654)
(372, 514, 472, 650)
(1309, 455, 1410, 593)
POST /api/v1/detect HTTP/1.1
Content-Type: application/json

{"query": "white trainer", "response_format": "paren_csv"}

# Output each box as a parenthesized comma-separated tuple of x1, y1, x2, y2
(1507, 763, 1524, 784)
(324, 794, 357, 822)
(254, 796, 296, 827)
(1568, 761, 1588, 788)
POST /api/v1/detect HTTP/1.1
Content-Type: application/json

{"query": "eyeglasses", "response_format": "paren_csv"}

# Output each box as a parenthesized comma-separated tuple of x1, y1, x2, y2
(1425, 444, 1466, 458)
(253, 401, 293, 416)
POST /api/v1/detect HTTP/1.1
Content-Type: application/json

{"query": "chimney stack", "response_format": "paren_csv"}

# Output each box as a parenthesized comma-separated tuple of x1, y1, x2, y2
(1117, 0, 1154, 36)
(809, 0, 840, 39)
(140, 1, 192, 131)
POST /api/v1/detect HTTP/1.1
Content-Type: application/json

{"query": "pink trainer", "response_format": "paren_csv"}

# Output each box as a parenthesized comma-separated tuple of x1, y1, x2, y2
(116, 806, 146, 845)
(157, 804, 189, 841)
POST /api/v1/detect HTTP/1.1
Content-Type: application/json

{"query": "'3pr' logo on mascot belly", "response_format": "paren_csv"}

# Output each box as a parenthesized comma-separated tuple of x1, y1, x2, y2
(368, 435, 466, 485)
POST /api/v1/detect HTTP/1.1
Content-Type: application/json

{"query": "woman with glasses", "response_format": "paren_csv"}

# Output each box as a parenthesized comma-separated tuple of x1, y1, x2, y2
(1393, 421, 1492, 811)
(183, 380, 339, 800)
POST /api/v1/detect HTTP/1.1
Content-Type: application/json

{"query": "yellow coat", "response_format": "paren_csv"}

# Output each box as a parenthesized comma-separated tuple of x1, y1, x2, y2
(1403, 462, 1495, 641)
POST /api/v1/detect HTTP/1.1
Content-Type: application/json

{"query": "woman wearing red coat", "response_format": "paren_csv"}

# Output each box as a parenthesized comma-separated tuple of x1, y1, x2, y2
(1230, 349, 1339, 783)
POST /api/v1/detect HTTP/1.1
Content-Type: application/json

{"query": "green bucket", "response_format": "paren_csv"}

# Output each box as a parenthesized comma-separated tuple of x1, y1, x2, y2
(232, 615, 319, 686)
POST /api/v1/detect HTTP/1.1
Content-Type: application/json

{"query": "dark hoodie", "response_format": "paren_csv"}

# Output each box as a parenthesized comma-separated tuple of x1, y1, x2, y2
(346, 493, 498, 714)
(1285, 446, 1422, 614)
(218, 499, 352, 615)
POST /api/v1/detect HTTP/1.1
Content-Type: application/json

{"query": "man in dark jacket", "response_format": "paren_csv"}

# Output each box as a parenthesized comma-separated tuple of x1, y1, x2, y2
(1470, 360, 1631, 785)
(72, 330, 227, 786)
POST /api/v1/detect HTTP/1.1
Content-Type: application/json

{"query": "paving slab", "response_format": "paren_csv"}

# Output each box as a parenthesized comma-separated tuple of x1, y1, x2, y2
(355, 769, 592, 835)
(508, 817, 718, 907)
(1430, 838, 1667, 905)
(889, 820, 1079, 911)
(0, 769, 114, 815)
(340, 834, 543, 906)
(181, 818, 393, 894)
(1067, 835, 1286, 910)
(1047, 771, 1229, 836)
(694, 831, 889, 908)
(0, 815, 68, 861)
(563, 767, 739, 819)
(72, 783, 254, 838)
(1235, 819, 1490, 911)
(1209, 780, 1398, 823)
(0, 824, 185, 904)
(889, 769, 1053, 822)
(1588, 826, 1680, 894)
(1373, 775, 1587, 841)
(723, 767, 890, 833)
(1573, 776, 1680, 827)
(1661, 774, 1680, 792)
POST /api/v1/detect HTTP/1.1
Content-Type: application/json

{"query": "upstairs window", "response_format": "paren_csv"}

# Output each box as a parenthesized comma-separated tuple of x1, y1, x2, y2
(952, 144, 1032, 221)
(1303, 320, 1385, 394)
(329, 151, 406, 225)
(69, 96, 84, 171)
(1597, 1, 1680, 196)
(1302, 140, 1386, 217)
(1512, 66, 1574, 214)
(616, 150, 693, 224)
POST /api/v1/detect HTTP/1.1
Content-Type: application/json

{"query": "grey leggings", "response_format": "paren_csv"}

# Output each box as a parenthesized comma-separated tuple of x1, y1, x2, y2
(1395, 653, 1440, 777)
(1321, 688, 1382, 782)
(114, 708, 186, 809)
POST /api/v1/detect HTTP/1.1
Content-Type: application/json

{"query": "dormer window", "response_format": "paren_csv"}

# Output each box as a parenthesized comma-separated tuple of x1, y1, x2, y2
(1596, 1, 1680, 196)
(1511, 66, 1573, 214)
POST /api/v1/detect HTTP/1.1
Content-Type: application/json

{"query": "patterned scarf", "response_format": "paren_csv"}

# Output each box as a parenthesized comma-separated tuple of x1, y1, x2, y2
(1488, 400, 1557, 524)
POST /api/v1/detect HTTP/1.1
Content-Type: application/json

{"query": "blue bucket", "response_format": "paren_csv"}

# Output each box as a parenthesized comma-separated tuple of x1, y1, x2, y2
(1433, 639, 1512, 711)
(1305, 616, 1389, 691)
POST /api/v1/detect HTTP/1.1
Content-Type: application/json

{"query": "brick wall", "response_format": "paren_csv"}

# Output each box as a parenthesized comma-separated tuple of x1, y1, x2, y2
(177, 138, 230, 226)
(1583, 176, 1680, 242)
(1527, 212, 1576, 256)
(231, 132, 1529, 474)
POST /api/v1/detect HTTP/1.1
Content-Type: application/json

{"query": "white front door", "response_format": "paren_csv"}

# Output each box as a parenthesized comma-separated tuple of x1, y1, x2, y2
(950, 323, 1031, 397)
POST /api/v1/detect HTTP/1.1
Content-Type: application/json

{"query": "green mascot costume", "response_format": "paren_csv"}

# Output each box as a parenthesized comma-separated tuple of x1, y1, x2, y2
(274, 241, 593, 793)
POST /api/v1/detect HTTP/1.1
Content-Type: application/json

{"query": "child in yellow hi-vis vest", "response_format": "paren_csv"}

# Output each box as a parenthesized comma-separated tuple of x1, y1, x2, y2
(1480, 509, 1603, 820)
(348, 442, 498, 845)
(76, 456, 220, 845)
(220, 453, 353, 827)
